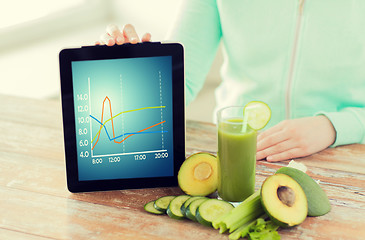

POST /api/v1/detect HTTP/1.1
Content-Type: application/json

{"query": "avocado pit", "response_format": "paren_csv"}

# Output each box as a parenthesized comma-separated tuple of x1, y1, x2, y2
(277, 186, 296, 207)
(194, 162, 212, 181)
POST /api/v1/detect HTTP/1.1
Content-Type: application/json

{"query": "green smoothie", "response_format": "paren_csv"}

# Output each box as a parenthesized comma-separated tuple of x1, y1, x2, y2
(217, 118, 257, 202)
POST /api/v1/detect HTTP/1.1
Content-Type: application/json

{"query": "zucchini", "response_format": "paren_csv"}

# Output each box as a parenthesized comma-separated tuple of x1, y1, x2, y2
(154, 196, 176, 213)
(181, 196, 205, 216)
(196, 199, 234, 227)
(144, 201, 164, 215)
(167, 195, 191, 220)
(185, 198, 209, 221)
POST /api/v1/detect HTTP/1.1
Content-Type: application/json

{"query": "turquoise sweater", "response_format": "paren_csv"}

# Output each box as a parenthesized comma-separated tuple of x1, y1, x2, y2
(168, 0, 365, 147)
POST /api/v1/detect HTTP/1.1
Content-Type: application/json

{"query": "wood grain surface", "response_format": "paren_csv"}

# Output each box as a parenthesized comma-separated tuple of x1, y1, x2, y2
(0, 94, 364, 240)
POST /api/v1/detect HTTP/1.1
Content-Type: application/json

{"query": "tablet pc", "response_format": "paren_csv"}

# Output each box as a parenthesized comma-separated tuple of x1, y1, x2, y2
(59, 42, 185, 193)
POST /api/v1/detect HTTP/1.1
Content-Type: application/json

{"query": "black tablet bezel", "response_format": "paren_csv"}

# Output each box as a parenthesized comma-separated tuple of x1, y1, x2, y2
(59, 42, 185, 193)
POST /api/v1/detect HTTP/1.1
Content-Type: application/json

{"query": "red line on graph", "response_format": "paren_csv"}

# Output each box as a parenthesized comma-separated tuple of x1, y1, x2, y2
(92, 96, 165, 150)
(92, 96, 113, 150)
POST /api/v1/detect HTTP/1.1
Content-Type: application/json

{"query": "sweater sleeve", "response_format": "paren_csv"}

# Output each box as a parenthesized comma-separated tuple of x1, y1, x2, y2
(166, 0, 222, 106)
(317, 107, 365, 147)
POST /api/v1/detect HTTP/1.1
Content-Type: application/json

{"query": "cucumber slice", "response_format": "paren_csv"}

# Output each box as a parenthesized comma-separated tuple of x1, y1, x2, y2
(154, 196, 176, 213)
(181, 196, 205, 216)
(185, 198, 209, 221)
(167, 195, 191, 220)
(144, 201, 164, 215)
(196, 199, 234, 227)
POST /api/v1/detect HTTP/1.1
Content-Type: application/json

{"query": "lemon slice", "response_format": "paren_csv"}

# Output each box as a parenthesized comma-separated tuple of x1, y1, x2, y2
(243, 101, 271, 130)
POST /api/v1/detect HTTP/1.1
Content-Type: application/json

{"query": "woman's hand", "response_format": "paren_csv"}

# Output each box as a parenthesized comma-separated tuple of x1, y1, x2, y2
(256, 115, 336, 162)
(96, 24, 151, 46)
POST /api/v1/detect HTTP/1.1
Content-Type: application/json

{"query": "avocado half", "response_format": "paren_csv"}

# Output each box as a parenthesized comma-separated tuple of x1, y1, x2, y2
(276, 167, 331, 216)
(261, 173, 308, 228)
(178, 152, 218, 196)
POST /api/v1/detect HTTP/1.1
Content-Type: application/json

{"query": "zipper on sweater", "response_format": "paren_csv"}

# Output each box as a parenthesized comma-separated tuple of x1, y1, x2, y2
(285, 0, 305, 119)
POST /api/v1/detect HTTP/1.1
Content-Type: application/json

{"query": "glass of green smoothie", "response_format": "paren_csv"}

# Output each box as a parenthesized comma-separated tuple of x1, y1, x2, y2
(217, 106, 257, 202)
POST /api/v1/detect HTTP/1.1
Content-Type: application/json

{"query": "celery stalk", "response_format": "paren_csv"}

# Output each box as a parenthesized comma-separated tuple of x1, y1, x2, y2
(212, 211, 231, 229)
(218, 223, 228, 234)
(213, 191, 261, 230)
(225, 200, 262, 228)
(229, 219, 257, 240)
(228, 207, 264, 233)
(223, 191, 262, 227)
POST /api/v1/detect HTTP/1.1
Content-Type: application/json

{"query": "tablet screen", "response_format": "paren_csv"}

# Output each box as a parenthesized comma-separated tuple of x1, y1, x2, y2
(71, 56, 174, 181)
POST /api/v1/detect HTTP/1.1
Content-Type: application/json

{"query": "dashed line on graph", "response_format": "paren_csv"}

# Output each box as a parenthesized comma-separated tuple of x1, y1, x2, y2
(159, 70, 165, 149)
(120, 74, 126, 153)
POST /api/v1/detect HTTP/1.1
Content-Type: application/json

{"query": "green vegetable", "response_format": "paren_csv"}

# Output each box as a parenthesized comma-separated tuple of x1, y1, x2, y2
(247, 218, 280, 240)
(185, 198, 209, 221)
(144, 201, 164, 215)
(229, 220, 257, 240)
(195, 199, 234, 227)
(145, 191, 282, 239)
(167, 195, 191, 220)
(154, 196, 176, 213)
(181, 196, 205, 217)
(212, 191, 282, 239)
(229, 217, 280, 240)
(212, 191, 264, 233)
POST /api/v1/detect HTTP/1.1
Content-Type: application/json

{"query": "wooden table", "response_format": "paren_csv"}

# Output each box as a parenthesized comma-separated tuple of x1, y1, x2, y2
(0, 94, 364, 240)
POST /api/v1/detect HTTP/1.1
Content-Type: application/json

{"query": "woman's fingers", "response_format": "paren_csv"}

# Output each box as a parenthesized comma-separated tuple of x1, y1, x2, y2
(97, 24, 151, 46)
(106, 24, 125, 45)
(123, 24, 140, 44)
(256, 138, 296, 161)
(99, 32, 115, 46)
(256, 116, 336, 162)
(142, 32, 152, 42)
(256, 123, 287, 160)
(266, 148, 303, 162)
(257, 129, 288, 152)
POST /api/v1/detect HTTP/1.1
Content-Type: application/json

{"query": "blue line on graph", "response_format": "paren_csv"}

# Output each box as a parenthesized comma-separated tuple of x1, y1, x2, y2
(90, 114, 168, 142)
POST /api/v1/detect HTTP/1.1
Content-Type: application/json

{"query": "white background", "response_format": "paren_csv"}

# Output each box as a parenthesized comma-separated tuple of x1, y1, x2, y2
(0, 0, 222, 122)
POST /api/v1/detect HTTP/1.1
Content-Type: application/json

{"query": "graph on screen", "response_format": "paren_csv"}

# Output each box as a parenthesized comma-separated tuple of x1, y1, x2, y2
(89, 95, 167, 154)
(90, 97, 166, 149)
(72, 56, 174, 181)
